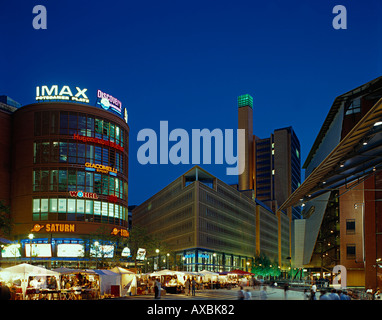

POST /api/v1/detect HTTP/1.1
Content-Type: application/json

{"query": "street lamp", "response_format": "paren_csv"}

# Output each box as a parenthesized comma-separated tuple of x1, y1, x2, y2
(28, 234, 34, 264)
(155, 249, 160, 270)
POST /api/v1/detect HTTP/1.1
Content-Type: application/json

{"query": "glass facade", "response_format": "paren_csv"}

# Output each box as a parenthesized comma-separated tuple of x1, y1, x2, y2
(32, 109, 129, 228)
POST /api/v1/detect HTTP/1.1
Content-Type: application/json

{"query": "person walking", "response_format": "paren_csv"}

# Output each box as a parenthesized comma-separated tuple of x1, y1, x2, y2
(260, 286, 267, 300)
(244, 289, 252, 300)
(191, 277, 196, 296)
(154, 279, 161, 299)
(237, 286, 245, 300)
(185, 278, 191, 296)
(284, 283, 289, 300)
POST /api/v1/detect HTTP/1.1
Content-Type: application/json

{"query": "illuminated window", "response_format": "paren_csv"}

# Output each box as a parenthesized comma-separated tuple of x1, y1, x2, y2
(33, 199, 40, 213)
(58, 199, 67, 213)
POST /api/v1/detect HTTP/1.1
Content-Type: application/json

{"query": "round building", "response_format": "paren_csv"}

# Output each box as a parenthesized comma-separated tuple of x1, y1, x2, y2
(6, 99, 129, 268)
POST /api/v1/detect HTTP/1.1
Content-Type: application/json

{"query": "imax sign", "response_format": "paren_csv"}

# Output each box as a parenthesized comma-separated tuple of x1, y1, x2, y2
(36, 85, 89, 103)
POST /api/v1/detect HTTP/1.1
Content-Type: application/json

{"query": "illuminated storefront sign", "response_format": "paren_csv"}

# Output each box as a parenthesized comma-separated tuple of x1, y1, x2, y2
(97, 90, 122, 114)
(85, 162, 118, 174)
(96, 89, 128, 124)
(36, 85, 89, 103)
(31, 223, 76, 233)
(110, 227, 129, 237)
(69, 190, 98, 199)
(73, 133, 124, 152)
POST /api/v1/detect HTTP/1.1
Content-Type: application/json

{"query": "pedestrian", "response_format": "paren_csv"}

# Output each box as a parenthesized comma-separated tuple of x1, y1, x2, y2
(237, 286, 245, 300)
(154, 278, 161, 299)
(374, 288, 380, 300)
(329, 289, 340, 300)
(185, 278, 191, 296)
(191, 277, 196, 296)
(244, 289, 252, 300)
(309, 289, 316, 300)
(303, 289, 309, 300)
(0, 283, 11, 300)
(340, 290, 351, 300)
(311, 283, 317, 294)
(319, 290, 331, 300)
(260, 286, 267, 300)
(284, 283, 289, 300)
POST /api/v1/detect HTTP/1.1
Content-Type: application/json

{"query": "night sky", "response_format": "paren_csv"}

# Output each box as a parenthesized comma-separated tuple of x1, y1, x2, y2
(1, 0, 381, 205)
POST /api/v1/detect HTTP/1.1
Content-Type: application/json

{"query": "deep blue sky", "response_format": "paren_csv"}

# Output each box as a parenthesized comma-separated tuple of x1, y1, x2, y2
(1, 0, 381, 205)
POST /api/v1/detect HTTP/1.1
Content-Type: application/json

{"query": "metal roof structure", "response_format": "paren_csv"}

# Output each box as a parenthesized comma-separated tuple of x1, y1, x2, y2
(279, 96, 382, 211)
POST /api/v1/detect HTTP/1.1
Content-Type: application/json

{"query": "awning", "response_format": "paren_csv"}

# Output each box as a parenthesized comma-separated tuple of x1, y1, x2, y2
(279, 97, 382, 211)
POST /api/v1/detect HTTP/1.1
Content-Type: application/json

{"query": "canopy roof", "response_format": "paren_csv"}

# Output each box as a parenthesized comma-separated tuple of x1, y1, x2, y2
(110, 266, 134, 274)
(280, 97, 382, 211)
(2, 263, 59, 277)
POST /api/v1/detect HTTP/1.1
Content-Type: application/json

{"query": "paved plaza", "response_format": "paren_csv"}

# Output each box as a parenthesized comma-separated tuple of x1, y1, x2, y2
(116, 286, 305, 300)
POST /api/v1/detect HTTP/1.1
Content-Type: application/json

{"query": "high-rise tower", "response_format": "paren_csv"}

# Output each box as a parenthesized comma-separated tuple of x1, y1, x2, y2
(238, 94, 254, 191)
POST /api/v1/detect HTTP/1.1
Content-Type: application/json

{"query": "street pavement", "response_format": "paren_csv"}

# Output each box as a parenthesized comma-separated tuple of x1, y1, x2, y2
(116, 286, 305, 300)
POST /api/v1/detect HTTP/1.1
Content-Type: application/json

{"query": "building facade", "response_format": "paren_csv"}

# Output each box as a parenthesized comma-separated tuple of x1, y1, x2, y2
(285, 76, 382, 289)
(0, 98, 130, 268)
(237, 94, 302, 219)
(132, 166, 290, 272)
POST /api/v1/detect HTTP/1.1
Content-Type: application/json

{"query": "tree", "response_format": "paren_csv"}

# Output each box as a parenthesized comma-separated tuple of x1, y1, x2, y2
(127, 225, 153, 271)
(252, 253, 281, 278)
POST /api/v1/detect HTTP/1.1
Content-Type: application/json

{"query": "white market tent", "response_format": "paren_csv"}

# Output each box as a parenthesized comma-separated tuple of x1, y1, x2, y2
(110, 266, 135, 296)
(0, 263, 60, 298)
(89, 269, 120, 296)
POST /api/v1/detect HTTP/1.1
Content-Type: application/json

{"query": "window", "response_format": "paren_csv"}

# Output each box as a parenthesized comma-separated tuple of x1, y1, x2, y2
(33, 199, 40, 213)
(346, 244, 356, 259)
(58, 199, 67, 213)
(345, 98, 361, 115)
(346, 219, 356, 234)
(50, 198, 57, 212)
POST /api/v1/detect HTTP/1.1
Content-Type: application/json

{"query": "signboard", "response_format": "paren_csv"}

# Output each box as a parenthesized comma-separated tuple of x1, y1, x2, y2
(31, 223, 76, 233)
(36, 85, 89, 103)
(57, 243, 85, 257)
(85, 162, 117, 175)
(90, 245, 114, 258)
(69, 190, 98, 199)
(25, 243, 52, 258)
(1, 244, 21, 258)
(73, 134, 124, 152)
(96, 89, 128, 124)
(35, 85, 128, 124)
(110, 227, 129, 237)
(136, 248, 146, 260)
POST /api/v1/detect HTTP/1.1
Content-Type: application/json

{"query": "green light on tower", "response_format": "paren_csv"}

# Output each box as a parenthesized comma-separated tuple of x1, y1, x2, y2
(238, 94, 253, 109)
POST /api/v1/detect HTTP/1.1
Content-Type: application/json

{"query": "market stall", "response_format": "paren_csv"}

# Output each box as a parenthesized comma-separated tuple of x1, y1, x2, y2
(89, 269, 120, 297)
(0, 263, 60, 300)
(110, 266, 136, 296)
(55, 267, 100, 300)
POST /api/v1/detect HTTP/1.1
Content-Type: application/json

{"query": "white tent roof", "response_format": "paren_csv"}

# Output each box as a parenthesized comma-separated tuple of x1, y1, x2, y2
(199, 270, 219, 275)
(2, 263, 59, 277)
(110, 267, 134, 274)
(54, 267, 95, 275)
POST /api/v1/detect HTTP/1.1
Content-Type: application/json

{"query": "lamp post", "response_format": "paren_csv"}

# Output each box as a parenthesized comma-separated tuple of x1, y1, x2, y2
(155, 249, 160, 270)
(28, 234, 34, 264)
(94, 241, 99, 269)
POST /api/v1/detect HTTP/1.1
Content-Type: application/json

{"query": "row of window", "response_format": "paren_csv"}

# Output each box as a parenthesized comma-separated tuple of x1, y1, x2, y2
(33, 168, 128, 200)
(34, 111, 127, 147)
(32, 198, 128, 227)
(34, 140, 126, 173)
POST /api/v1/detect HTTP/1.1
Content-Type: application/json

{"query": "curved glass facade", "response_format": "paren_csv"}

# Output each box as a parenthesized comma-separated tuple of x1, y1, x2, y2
(31, 109, 129, 228)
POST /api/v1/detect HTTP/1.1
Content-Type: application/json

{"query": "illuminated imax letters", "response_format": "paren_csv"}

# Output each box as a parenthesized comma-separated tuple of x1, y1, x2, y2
(137, 121, 245, 175)
(36, 85, 89, 103)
